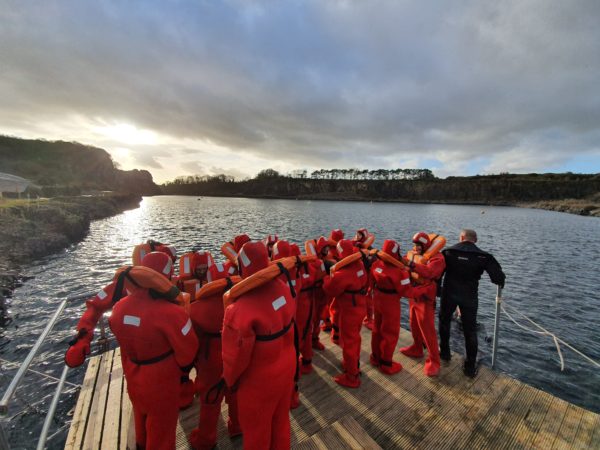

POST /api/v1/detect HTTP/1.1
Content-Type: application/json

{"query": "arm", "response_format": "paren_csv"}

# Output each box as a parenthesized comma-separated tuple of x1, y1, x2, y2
(221, 304, 256, 388)
(485, 255, 506, 288)
(162, 307, 199, 370)
(412, 253, 446, 280)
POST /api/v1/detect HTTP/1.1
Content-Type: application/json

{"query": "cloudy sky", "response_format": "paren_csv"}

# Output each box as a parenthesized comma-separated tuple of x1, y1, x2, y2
(1, 1, 599, 182)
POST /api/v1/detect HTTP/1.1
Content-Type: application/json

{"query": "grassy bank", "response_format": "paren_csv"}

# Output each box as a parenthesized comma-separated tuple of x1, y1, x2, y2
(0, 194, 141, 271)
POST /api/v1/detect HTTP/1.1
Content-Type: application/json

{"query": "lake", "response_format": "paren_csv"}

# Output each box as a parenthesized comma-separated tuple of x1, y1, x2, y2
(2, 195, 599, 449)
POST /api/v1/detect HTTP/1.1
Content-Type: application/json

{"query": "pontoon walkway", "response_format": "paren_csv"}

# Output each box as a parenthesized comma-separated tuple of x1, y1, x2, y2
(65, 327, 600, 449)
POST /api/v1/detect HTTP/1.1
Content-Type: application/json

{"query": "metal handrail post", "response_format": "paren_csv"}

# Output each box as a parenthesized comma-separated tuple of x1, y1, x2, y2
(36, 365, 69, 450)
(491, 286, 503, 369)
(0, 298, 68, 414)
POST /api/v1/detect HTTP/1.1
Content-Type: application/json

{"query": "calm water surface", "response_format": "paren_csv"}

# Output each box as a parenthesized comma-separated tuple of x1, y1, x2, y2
(1, 196, 599, 449)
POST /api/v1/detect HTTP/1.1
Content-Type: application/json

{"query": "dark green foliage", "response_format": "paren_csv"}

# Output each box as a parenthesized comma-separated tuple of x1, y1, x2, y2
(0, 135, 160, 195)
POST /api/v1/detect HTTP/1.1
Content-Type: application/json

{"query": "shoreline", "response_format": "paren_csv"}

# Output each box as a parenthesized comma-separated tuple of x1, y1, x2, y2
(0, 194, 142, 323)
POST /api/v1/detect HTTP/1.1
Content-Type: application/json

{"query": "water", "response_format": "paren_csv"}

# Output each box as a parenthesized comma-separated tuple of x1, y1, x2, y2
(1, 196, 599, 448)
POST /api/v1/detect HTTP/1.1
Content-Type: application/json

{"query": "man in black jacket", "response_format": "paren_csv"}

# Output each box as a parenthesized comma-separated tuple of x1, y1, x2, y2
(439, 229, 505, 377)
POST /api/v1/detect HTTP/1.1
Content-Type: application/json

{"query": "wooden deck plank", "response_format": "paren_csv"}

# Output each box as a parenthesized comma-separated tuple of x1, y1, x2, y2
(85, 349, 115, 450)
(102, 350, 124, 449)
(64, 355, 101, 450)
(68, 326, 600, 450)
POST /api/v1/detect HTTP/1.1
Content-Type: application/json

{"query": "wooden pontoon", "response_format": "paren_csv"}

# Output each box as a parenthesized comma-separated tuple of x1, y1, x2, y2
(65, 327, 600, 449)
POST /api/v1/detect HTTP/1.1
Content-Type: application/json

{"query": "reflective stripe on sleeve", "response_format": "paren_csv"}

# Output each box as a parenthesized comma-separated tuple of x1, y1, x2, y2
(181, 319, 192, 336)
(401, 278, 410, 285)
(272, 296, 286, 311)
(124, 315, 141, 327)
(97, 289, 108, 300)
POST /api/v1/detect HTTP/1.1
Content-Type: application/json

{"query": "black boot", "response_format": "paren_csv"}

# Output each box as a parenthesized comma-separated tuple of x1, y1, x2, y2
(462, 360, 478, 378)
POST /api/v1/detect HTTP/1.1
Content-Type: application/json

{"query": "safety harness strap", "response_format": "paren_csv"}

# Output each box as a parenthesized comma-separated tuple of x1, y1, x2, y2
(255, 319, 294, 341)
(130, 349, 174, 366)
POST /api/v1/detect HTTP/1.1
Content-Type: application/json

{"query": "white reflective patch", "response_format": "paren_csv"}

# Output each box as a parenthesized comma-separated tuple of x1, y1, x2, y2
(139, 249, 147, 261)
(225, 247, 237, 259)
(183, 257, 190, 275)
(321, 263, 325, 271)
(181, 319, 192, 336)
(216, 263, 224, 272)
(273, 245, 279, 256)
(308, 243, 316, 254)
(272, 296, 286, 311)
(126, 289, 132, 295)
(168, 245, 177, 256)
(228, 266, 236, 274)
(357, 270, 365, 277)
(418, 237, 428, 244)
(291, 280, 297, 286)
(97, 289, 108, 300)
(207, 271, 213, 282)
(239, 249, 251, 267)
(392, 243, 398, 254)
(337, 242, 343, 255)
(124, 315, 140, 327)
(375, 268, 383, 274)
(303, 273, 310, 279)
(401, 278, 410, 285)
(163, 258, 173, 275)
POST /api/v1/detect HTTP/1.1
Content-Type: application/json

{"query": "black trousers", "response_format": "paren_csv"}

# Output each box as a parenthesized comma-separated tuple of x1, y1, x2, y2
(439, 296, 478, 366)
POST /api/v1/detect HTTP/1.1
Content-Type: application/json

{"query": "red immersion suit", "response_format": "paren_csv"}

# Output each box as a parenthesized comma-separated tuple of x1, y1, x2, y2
(401, 236, 446, 377)
(323, 239, 368, 388)
(109, 252, 199, 450)
(324, 229, 344, 340)
(188, 265, 241, 450)
(222, 242, 296, 450)
(370, 240, 430, 375)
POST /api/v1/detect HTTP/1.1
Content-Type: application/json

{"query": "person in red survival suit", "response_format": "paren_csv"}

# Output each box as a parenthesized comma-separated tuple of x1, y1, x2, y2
(369, 239, 432, 375)
(65, 243, 177, 368)
(222, 242, 296, 450)
(264, 234, 279, 258)
(400, 232, 446, 377)
(271, 240, 302, 409)
(310, 237, 331, 351)
(352, 228, 376, 330)
(189, 264, 241, 450)
(109, 252, 199, 450)
(323, 228, 344, 340)
(323, 239, 368, 388)
(174, 250, 213, 297)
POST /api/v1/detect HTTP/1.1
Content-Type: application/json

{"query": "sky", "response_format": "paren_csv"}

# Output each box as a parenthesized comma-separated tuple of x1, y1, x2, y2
(1, 0, 599, 183)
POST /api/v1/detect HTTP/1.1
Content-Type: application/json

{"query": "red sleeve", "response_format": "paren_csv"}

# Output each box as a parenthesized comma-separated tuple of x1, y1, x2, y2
(221, 304, 256, 388)
(76, 282, 120, 333)
(413, 253, 446, 280)
(161, 306, 199, 368)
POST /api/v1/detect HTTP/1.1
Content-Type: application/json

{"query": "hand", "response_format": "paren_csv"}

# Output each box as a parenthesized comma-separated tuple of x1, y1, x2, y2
(65, 337, 91, 368)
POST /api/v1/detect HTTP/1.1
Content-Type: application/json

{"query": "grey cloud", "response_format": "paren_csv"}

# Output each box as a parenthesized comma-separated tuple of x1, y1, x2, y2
(1, 0, 599, 174)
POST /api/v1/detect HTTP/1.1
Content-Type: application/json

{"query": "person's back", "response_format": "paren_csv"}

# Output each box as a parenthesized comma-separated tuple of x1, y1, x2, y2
(442, 241, 505, 304)
(222, 241, 296, 450)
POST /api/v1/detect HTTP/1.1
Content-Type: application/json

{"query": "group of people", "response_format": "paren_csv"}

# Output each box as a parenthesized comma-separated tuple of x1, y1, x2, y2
(65, 227, 505, 450)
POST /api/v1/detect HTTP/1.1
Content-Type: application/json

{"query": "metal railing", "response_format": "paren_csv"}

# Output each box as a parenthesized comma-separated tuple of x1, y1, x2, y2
(0, 292, 96, 450)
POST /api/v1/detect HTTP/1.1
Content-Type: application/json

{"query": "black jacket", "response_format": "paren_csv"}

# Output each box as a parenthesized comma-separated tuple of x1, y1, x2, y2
(441, 241, 505, 306)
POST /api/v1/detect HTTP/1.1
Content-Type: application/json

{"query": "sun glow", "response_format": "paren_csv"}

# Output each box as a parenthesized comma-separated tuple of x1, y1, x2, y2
(94, 123, 157, 145)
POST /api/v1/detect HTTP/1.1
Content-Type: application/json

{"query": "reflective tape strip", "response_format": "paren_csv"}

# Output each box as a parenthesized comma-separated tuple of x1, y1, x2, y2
(392, 243, 398, 254)
(195, 282, 200, 293)
(303, 273, 310, 279)
(291, 280, 296, 286)
(163, 259, 173, 275)
(228, 266, 236, 274)
(97, 289, 108, 300)
(321, 263, 325, 271)
(225, 247, 237, 259)
(168, 245, 177, 256)
(308, 243, 316, 254)
(401, 278, 410, 285)
(239, 249, 251, 267)
(124, 315, 141, 327)
(273, 245, 279, 256)
(181, 319, 192, 336)
(216, 263, 224, 272)
(375, 268, 383, 274)
(357, 270, 364, 277)
(418, 237, 428, 244)
(183, 257, 190, 275)
(207, 271, 213, 282)
(139, 249, 147, 261)
(272, 296, 286, 311)
(337, 242, 343, 255)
